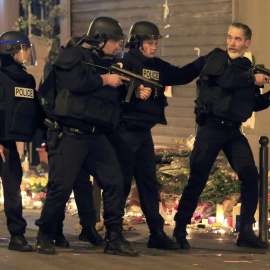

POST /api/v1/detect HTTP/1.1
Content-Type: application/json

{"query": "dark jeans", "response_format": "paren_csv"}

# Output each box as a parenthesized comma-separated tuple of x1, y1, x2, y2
(109, 127, 164, 231)
(175, 121, 259, 225)
(36, 132, 124, 233)
(1, 142, 27, 235)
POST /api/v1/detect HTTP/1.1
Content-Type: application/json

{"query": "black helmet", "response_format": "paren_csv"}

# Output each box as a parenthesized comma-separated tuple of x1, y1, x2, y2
(0, 31, 37, 67)
(126, 21, 163, 48)
(85, 16, 124, 46)
(0, 31, 30, 55)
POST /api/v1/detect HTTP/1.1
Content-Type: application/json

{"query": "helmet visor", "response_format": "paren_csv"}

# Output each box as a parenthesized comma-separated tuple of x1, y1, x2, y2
(16, 43, 37, 67)
(103, 36, 125, 59)
(115, 36, 125, 59)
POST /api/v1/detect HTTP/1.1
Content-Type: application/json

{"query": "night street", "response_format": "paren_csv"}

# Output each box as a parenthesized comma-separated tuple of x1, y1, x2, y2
(0, 209, 269, 270)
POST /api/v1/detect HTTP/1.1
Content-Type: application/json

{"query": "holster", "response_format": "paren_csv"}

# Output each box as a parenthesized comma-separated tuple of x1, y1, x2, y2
(194, 99, 210, 126)
(47, 129, 62, 150)
(195, 107, 206, 125)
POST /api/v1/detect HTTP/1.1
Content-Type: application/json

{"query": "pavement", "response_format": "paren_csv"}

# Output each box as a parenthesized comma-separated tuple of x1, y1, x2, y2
(0, 208, 270, 270)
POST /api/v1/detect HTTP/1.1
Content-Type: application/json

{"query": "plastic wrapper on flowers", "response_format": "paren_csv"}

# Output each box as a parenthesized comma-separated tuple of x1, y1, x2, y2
(157, 165, 190, 195)
(192, 203, 215, 224)
(156, 138, 192, 195)
(155, 137, 192, 167)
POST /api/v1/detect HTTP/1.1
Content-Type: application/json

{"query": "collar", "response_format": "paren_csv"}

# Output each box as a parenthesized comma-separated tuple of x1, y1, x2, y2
(128, 48, 156, 67)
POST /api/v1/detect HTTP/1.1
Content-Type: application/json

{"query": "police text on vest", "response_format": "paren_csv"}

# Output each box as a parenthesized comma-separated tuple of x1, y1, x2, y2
(142, 69, 159, 81)
(15, 87, 34, 99)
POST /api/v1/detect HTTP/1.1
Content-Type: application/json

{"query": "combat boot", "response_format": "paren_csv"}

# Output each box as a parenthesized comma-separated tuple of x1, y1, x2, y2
(79, 226, 105, 246)
(53, 232, 70, 248)
(8, 234, 33, 252)
(147, 229, 180, 250)
(173, 223, 190, 249)
(35, 230, 55, 254)
(104, 227, 138, 256)
(236, 223, 269, 249)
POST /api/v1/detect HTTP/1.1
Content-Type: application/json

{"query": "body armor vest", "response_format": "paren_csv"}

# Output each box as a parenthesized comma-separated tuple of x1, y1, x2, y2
(39, 47, 121, 131)
(120, 50, 167, 128)
(53, 83, 121, 130)
(0, 68, 38, 142)
(196, 50, 257, 123)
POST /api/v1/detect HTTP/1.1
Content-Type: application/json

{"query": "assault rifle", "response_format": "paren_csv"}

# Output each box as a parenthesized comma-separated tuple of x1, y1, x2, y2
(83, 62, 163, 102)
(252, 64, 270, 78)
(231, 60, 270, 81)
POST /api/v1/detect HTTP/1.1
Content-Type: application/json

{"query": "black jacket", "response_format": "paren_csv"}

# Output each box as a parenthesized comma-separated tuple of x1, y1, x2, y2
(119, 49, 208, 129)
(0, 58, 41, 142)
(39, 46, 121, 132)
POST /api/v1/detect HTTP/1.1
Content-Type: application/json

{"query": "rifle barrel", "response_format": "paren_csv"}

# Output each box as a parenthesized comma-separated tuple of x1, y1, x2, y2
(83, 62, 109, 71)
(255, 65, 270, 76)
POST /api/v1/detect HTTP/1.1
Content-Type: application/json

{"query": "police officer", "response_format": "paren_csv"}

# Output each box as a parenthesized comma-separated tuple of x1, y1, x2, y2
(46, 36, 104, 248)
(108, 21, 210, 250)
(0, 31, 41, 251)
(35, 17, 138, 256)
(174, 22, 270, 249)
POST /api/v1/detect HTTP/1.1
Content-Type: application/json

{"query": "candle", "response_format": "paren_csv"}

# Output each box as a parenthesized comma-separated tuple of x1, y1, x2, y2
(135, 213, 142, 222)
(208, 217, 216, 225)
(202, 219, 208, 225)
(216, 204, 224, 223)
(226, 217, 233, 227)
(23, 157, 29, 172)
(232, 203, 241, 228)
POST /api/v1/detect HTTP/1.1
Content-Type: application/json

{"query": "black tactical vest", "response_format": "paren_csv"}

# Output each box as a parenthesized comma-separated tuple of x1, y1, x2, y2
(41, 47, 121, 131)
(0, 67, 38, 142)
(196, 50, 257, 123)
(119, 49, 167, 128)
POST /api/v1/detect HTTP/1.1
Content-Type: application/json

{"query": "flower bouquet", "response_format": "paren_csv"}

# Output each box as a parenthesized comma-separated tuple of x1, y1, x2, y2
(24, 173, 48, 202)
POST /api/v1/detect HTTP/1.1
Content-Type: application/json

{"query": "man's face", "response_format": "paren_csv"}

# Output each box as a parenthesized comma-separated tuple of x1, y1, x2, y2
(227, 26, 251, 59)
(140, 39, 158, 58)
(13, 47, 31, 65)
(100, 38, 122, 56)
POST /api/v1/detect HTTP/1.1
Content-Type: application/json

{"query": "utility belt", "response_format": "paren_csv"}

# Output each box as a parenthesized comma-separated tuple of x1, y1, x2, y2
(119, 122, 151, 132)
(62, 125, 99, 135)
(44, 118, 100, 134)
(44, 118, 100, 149)
(205, 115, 241, 128)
